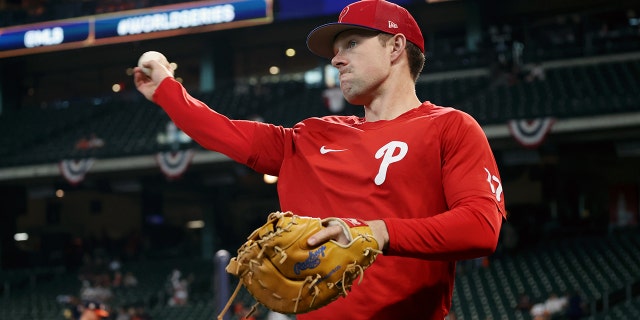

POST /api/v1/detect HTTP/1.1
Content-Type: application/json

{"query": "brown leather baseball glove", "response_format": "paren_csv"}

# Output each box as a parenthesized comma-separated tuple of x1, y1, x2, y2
(217, 211, 381, 318)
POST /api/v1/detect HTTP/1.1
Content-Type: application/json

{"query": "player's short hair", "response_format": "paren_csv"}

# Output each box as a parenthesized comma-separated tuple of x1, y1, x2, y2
(406, 41, 426, 81)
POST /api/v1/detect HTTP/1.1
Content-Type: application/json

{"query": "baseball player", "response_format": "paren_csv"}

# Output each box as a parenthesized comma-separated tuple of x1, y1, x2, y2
(134, 0, 506, 319)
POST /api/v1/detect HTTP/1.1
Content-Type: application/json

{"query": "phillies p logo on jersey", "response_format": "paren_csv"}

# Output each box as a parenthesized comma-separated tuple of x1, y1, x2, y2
(374, 141, 408, 185)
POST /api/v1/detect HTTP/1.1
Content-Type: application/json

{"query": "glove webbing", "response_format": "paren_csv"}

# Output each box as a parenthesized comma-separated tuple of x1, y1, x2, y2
(217, 222, 296, 320)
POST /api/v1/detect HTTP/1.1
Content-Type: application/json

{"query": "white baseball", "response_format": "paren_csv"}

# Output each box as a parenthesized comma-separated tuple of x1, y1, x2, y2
(138, 51, 169, 76)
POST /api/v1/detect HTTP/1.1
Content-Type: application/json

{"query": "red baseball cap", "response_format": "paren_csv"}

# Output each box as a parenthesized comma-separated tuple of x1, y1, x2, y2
(307, 0, 424, 59)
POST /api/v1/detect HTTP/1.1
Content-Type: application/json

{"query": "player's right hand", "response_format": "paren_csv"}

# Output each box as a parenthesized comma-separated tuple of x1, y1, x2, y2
(133, 60, 174, 102)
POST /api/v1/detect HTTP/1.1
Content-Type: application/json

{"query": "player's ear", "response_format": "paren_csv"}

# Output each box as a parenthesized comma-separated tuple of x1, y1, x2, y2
(389, 34, 407, 60)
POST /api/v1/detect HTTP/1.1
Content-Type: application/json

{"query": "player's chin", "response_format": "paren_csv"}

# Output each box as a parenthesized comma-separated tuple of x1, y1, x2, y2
(342, 89, 365, 106)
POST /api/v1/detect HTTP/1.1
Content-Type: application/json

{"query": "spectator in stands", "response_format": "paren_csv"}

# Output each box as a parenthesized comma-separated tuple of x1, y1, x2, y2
(529, 301, 548, 320)
(134, 1, 506, 319)
(498, 221, 519, 254)
(489, 59, 512, 87)
(22, 0, 47, 21)
(131, 305, 153, 320)
(79, 279, 112, 305)
(112, 270, 123, 288)
(597, 22, 610, 39)
(114, 306, 131, 320)
(122, 271, 138, 288)
(530, 291, 568, 319)
(166, 269, 189, 306)
(565, 290, 586, 320)
(168, 278, 189, 306)
(89, 133, 105, 148)
(79, 301, 109, 320)
(109, 257, 122, 272)
(233, 302, 257, 320)
(544, 292, 568, 315)
(515, 292, 533, 312)
(234, 82, 250, 95)
(75, 136, 92, 150)
(526, 62, 546, 82)
(75, 133, 104, 150)
(60, 295, 83, 320)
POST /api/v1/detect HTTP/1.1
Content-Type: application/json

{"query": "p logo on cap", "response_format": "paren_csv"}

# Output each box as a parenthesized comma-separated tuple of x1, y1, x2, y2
(339, 6, 350, 21)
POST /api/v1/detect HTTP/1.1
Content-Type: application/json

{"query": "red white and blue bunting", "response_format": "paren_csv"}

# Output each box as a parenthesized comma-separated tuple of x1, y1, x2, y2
(507, 117, 555, 148)
(155, 149, 195, 180)
(59, 158, 95, 185)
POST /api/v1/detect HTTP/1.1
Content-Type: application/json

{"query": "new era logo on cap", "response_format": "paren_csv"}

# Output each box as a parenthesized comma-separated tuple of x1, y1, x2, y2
(307, 0, 424, 59)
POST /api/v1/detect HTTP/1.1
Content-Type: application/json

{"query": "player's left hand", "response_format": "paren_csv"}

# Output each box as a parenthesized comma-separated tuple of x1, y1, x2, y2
(307, 219, 351, 246)
(308, 219, 388, 251)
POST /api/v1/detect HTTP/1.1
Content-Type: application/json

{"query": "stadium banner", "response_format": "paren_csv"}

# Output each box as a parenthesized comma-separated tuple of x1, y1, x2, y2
(156, 149, 195, 180)
(59, 158, 96, 185)
(507, 117, 555, 149)
(0, 0, 273, 58)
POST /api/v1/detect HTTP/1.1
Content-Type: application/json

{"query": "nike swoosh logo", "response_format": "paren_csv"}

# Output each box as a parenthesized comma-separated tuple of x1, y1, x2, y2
(320, 146, 347, 154)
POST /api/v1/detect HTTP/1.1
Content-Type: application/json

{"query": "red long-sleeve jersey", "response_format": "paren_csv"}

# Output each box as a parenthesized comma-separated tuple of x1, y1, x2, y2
(153, 78, 506, 319)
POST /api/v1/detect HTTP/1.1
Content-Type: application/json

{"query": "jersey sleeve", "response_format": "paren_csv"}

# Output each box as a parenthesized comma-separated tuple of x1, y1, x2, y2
(152, 77, 288, 175)
(383, 111, 506, 261)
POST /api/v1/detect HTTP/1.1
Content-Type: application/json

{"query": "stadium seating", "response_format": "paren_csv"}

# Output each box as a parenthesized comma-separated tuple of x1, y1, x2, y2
(1, 57, 638, 169)
(592, 295, 640, 320)
(0, 267, 75, 320)
(0, 257, 216, 320)
(451, 231, 640, 319)
(3, 231, 638, 319)
(453, 59, 640, 124)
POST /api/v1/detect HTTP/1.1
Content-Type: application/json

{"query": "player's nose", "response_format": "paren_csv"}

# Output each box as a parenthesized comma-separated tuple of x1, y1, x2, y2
(331, 50, 347, 68)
